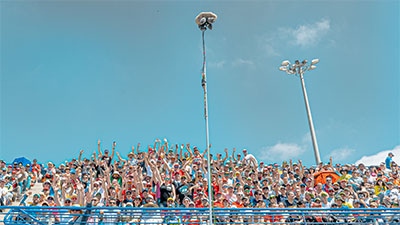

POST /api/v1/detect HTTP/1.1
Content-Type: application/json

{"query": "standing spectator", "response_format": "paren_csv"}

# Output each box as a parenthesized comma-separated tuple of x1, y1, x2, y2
(386, 152, 395, 170)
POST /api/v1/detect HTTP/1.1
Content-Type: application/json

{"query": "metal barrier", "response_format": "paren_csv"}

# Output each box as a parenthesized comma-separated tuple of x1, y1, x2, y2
(1, 206, 400, 224)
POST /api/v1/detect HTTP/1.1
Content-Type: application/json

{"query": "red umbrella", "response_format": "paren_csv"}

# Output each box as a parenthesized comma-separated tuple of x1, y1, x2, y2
(313, 170, 340, 185)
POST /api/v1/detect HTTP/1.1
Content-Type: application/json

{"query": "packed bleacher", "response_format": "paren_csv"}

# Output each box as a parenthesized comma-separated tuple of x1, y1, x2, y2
(1, 139, 399, 223)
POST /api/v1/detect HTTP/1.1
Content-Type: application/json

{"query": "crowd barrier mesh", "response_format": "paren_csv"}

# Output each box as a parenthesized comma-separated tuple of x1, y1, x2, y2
(1, 206, 400, 225)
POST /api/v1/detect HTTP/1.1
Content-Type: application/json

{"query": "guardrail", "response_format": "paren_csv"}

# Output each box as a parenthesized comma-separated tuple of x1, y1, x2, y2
(1, 206, 400, 224)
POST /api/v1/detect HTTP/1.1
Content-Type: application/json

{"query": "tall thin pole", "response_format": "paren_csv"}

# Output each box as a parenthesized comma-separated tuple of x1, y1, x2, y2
(299, 71, 321, 164)
(201, 30, 214, 225)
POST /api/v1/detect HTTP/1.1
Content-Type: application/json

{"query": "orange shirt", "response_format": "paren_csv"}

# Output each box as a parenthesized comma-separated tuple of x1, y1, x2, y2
(232, 202, 243, 208)
(214, 201, 224, 208)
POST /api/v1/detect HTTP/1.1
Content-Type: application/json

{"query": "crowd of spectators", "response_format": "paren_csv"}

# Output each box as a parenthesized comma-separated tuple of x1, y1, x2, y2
(0, 139, 399, 224)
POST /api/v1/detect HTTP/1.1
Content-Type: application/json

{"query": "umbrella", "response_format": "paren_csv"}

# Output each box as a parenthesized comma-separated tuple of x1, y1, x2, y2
(313, 170, 340, 185)
(12, 157, 31, 166)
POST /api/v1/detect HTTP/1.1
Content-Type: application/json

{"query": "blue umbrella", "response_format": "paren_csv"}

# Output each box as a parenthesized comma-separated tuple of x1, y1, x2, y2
(12, 157, 31, 166)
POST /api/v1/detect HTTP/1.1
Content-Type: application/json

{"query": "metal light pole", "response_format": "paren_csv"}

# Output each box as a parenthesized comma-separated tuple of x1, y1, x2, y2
(279, 59, 322, 165)
(195, 12, 217, 225)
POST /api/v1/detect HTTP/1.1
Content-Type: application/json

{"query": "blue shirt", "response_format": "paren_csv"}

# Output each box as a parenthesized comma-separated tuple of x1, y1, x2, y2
(385, 156, 392, 169)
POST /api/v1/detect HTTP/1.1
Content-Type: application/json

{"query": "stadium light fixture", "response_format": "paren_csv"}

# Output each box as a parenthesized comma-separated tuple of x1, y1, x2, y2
(195, 11, 217, 225)
(279, 66, 287, 71)
(279, 59, 322, 165)
(311, 58, 320, 65)
(281, 60, 290, 66)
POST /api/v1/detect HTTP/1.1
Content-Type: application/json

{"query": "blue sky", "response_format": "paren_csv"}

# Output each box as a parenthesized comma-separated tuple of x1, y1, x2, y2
(1, 1, 399, 166)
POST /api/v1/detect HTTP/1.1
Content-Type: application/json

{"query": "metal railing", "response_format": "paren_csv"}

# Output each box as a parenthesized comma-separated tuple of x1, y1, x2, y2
(1, 206, 400, 224)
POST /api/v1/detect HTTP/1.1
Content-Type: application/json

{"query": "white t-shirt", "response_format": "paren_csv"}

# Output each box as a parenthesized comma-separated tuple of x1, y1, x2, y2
(0, 187, 8, 197)
(244, 154, 258, 166)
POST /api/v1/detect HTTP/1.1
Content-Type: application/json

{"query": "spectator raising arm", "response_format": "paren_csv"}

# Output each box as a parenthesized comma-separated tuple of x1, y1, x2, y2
(221, 148, 229, 162)
(179, 144, 184, 162)
(201, 144, 211, 158)
(98, 139, 103, 157)
(232, 148, 238, 163)
(136, 143, 141, 155)
(78, 150, 84, 166)
(116, 152, 126, 164)
(186, 144, 193, 160)
(110, 141, 116, 162)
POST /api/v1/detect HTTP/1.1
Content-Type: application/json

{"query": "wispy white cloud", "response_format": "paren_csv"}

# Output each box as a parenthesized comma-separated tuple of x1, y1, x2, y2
(232, 58, 255, 68)
(282, 19, 331, 48)
(258, 142, 305, 162)
(260, 18, 331, 56)
(208, 60, 226, 69)
(355, 145, 400, 166)
(301, 132, 312, 145)
(263, 37, 280, 57)
(325, 147, 356, 162)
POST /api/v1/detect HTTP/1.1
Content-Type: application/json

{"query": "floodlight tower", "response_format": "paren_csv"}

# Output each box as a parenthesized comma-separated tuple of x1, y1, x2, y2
(195, 12, 217, 225)
(279, 59, 322, 165)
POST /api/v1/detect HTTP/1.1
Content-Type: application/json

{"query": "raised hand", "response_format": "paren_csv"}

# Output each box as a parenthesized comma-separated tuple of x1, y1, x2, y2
(80, 150, 84, 155)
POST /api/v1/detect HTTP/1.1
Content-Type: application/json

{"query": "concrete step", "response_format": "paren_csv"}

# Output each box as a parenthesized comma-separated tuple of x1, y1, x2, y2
(24, 182, 43, 205)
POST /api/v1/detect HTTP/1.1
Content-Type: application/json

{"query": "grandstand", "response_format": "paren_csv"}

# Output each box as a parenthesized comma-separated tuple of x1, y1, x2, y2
(1, 140, 399, 224)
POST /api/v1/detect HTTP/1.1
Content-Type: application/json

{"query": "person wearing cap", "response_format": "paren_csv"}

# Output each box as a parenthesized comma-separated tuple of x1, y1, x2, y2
(304, 191, 314, 207)
(224, 184, 237, 205)
(111, 171, 122, 187)
(166, 197, 175, 207)
(242, 149, 258, 168)
(0, 179, 12, 206)
(175, 174, 192, 204)
(348, 170, 362, 191)
(215, 148, 229, 166)
(375, 178, 387, 201)
(125, 151, 138, 166)
(28, 192, 41, 206)
(123, 190, 134, 204)
(212, 192, 224, 208)
(386, 152, 395, 170)
(189, 145, 207, 165)
(333, 196, 347, 209)
(319, 191, 331, 208)
(338, 168, 352, 182)
(98, 140, 115, 167)
(284, 191, 298, 207)
(322, 176, 334, 193)
(68, 202, 93, 225)
(132, 195, 142, 207)
(180, 196, 190, 208)
(157, 172, 176, 207)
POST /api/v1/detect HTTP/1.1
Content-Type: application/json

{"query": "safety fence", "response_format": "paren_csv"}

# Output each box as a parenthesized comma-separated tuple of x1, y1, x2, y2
(1, 206, 400, 224)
